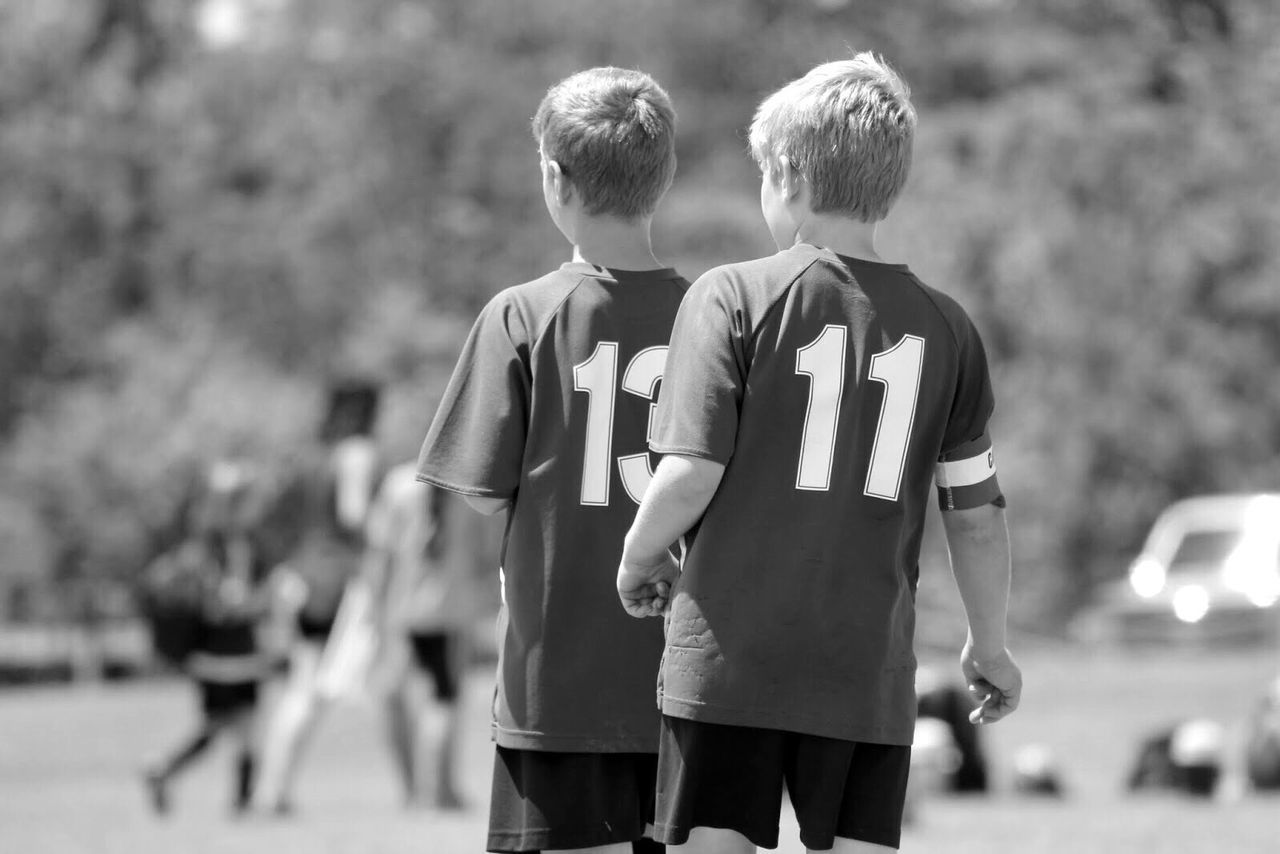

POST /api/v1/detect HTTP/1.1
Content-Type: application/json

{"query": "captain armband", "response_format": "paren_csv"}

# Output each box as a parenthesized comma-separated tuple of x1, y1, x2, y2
(935, 434, 1005, 511)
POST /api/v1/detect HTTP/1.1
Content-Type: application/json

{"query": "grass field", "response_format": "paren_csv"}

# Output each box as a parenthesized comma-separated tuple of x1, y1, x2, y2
(1, 645, 1277, 853)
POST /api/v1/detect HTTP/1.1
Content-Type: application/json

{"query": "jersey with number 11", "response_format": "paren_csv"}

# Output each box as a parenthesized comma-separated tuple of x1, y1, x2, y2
(651, 242, 1002, 746)
(417, 262, 689, 753)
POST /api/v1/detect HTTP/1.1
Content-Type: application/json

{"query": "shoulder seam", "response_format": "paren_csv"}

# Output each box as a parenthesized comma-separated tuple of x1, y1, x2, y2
(746, 256, 824, 352)
(905, 275, 963, 353)
(529, 274, 590, 351)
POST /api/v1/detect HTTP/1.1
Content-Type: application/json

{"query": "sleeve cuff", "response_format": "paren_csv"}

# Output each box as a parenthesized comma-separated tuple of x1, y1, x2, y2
(414, 470, 514, 500)
(648, 442, 734, 466)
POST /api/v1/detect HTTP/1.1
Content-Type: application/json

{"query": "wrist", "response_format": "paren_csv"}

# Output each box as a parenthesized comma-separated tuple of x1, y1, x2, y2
(622, 533, 662, 569)
(966, 631, 1008, 663)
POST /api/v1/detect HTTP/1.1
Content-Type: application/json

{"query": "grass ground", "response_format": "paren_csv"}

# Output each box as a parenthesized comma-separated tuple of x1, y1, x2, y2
(1, 644, 1277, 853)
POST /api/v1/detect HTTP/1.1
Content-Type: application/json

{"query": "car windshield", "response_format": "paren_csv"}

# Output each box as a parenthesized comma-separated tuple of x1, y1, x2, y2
(1168, 529, 1242, 571)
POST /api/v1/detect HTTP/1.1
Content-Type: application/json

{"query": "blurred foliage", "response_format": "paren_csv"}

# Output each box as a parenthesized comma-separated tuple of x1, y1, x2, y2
(0, 0, 1277, 627)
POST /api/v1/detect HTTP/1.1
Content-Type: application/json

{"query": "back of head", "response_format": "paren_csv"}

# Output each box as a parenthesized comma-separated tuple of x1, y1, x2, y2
(750, 52, 916, 222)
(532, 66, 677, 220)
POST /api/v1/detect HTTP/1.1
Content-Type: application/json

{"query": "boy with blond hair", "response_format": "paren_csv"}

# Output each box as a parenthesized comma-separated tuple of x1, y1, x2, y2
(418, 67, 688, 853)
(618, 54, 1022, 853)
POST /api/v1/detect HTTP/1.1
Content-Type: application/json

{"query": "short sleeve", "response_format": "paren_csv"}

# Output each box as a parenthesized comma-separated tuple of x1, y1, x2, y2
(417, 294, 530, 497)
(936, 317, 1004, 511)
(650, 272, 746, 464)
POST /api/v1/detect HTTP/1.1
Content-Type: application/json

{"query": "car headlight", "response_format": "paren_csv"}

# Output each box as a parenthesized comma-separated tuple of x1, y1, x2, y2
(1172, 585, 1210, 623)
(1130, 556, 1166, 598)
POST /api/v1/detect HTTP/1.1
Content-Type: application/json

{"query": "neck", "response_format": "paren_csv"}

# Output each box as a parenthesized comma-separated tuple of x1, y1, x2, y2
(569, 214, 663, 270)
(794, 213, 884, 263)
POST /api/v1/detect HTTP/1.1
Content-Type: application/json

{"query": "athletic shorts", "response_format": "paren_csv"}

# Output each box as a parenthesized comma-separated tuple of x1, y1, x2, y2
(198, 680, 258, 717)
(487, 746, 662, 853)
(296, 611, 334, 640)
(407, 631, 460, 702)
(655, 715, 911, 851)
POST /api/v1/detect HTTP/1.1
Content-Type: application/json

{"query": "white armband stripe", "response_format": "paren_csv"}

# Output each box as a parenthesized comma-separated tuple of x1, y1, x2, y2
(935, 450, 997, 489)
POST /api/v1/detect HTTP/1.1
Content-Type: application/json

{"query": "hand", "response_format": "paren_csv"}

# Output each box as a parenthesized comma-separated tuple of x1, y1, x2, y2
(960, 642, 1022, 724)
(617, 551, 678, 618)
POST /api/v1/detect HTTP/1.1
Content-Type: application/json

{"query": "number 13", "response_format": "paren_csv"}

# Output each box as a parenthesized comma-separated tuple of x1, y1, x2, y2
(795, 326, 925, 500)
(573, 343, 667, 507)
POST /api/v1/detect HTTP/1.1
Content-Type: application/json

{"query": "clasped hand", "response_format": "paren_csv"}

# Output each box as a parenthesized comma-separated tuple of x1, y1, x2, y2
(616, 551, 678, 618)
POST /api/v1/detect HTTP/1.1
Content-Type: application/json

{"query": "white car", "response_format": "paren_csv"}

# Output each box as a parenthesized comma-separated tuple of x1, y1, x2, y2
(1081, 493, 1280, 646)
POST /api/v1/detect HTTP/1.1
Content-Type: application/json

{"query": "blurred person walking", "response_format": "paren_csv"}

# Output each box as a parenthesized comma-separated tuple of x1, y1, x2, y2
(254, 380, 382, 814)
(140, 460, 279, 815)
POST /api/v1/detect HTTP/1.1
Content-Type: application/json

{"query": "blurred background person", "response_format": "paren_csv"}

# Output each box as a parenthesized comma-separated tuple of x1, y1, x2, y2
(915, 664, 991, 794)
(1126, 718, 1226, 799)
(1244, 674, 1280, 792)
(254, 380, 382, 815)
(139, 459, 279, 815)
(362, 462, 492, 809)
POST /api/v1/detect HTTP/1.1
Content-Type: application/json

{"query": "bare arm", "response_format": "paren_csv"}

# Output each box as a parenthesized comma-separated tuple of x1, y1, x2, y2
(617, 455, 725, 617)
(942, 502, 1021, 724)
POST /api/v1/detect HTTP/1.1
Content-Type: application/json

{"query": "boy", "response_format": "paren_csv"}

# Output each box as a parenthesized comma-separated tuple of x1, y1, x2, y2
(417, 67, 688, 853)
(362, 462, 496, 808)
(617, 54, 1023, 854)
(142, 460, 276, 815)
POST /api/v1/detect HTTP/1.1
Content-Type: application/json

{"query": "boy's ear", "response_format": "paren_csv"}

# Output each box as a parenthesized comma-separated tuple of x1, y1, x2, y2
(545, 158, 573, 204)
(778, 155, 805, 202)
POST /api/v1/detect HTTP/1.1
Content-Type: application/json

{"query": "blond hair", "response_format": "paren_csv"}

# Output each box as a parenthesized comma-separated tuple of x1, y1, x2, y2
(749, 53, 916, 222)
(532, 67, 677, 220)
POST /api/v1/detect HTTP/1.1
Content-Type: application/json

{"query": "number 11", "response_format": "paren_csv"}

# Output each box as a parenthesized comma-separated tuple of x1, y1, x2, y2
(794, 328, 925, 501)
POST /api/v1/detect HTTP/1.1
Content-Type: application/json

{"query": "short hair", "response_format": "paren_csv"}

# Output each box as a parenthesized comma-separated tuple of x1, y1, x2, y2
(532, 67, 677, 220)
(749, 53, 916, 222)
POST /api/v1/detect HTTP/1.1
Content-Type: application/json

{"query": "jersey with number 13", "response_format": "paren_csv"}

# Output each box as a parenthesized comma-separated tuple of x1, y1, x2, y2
(417, 262, 689, 752)
(652, 242, 1002, 746)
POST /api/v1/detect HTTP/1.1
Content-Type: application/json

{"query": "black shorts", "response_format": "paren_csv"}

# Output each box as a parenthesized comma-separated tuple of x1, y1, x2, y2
(407, 631, 460, 702)
(488, 747, 662, 853)
(296, 611, 334, 640)
(655, 715, 911, 851)
(198, 680, 258, 717)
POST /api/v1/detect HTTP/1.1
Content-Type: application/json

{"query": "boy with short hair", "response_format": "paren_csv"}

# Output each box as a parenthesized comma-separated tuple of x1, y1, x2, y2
(617, 54, 1022, 854)
(417, 66, 688, 853)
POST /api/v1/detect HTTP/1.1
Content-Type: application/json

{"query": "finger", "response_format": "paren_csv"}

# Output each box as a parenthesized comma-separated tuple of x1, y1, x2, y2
(967, 679, 992, 698)
(622, 596, 653, 618)
(970, 690, 1016, 724)
(975, 704, 1011, 724)
(968, 693, 993, 724)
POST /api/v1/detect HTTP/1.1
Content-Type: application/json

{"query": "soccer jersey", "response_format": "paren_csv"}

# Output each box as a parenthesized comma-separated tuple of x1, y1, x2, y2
(418, 262, 690, 752)
(652, 242, 1002, 746)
